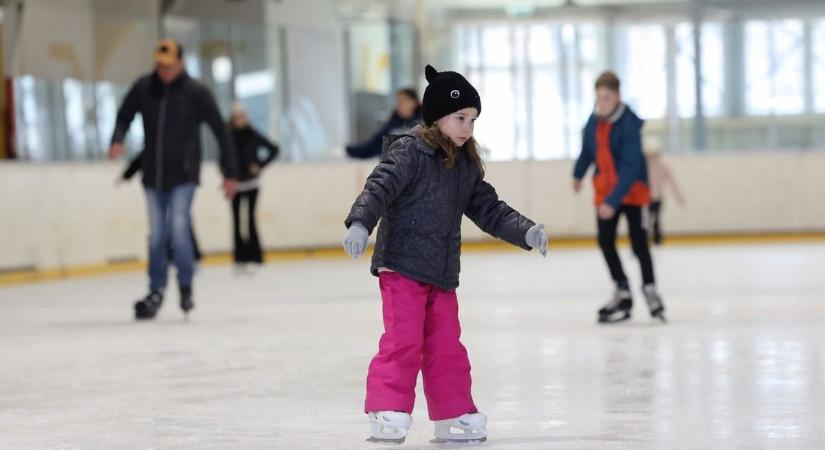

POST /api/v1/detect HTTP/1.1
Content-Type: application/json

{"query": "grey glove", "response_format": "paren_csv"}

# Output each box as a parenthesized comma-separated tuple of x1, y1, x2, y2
(525, 224, 548, 257)
(343, 222, 369, 258)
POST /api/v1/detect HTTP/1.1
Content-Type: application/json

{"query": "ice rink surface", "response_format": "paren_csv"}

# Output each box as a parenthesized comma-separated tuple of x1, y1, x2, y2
(1, 242, 823, 449)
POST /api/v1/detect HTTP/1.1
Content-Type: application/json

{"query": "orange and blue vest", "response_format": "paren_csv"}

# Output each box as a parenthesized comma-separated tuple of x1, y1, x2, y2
(573, 103, 650, 209)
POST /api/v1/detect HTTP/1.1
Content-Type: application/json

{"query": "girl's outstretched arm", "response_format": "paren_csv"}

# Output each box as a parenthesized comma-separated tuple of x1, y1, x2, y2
(465, 179, 536, 250)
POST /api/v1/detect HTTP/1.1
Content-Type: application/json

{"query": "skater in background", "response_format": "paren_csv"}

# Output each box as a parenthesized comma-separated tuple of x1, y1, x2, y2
(345, 88, 422, 159)
(643, 134, 685, 245)
(108, 39, 238, 320)
(572, 71, 665, 324)
(227, 103, 280, 272)
(116, 151, 203, 262)
(343, 65, 548, 444)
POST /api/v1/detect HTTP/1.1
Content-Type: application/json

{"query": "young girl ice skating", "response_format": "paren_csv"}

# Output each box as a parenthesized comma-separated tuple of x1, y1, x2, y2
(343, 65, 548, 444)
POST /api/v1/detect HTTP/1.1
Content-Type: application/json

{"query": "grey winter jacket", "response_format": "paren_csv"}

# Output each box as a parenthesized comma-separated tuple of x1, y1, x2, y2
(345, 126, 536, 291)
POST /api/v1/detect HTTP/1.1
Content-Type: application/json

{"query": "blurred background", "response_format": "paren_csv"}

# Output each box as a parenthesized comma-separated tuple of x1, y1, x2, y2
(1, 0, 824, 275)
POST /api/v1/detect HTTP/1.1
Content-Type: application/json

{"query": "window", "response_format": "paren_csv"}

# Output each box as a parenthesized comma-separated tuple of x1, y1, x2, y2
(457, 23, 606, 160)
(812, 19, 825, 113)
(675, 22, 725, 117)
(16, 76, 48, 160)
(459, 25, 522, 161)
(745, 20, 805, 115)
(14, 77, 144, 161)
(565, 24, 604, 158)
(63, 79, 92, 160)
(621, 24, 667, 119)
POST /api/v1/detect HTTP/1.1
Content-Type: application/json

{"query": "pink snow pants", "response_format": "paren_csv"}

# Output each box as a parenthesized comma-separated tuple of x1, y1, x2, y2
(364, 271, 478, 421)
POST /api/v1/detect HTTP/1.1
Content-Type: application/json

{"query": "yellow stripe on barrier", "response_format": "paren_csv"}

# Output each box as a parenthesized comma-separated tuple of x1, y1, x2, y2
(1, 232, 824, 288)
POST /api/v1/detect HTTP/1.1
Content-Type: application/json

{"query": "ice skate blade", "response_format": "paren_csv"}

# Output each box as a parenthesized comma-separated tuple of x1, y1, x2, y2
(366, 436, 406, 444)
(598, 312, 631, 324)
(134, 308, 157, 321)
(430, 436, 487, 444)
(653, 313, 667, 323)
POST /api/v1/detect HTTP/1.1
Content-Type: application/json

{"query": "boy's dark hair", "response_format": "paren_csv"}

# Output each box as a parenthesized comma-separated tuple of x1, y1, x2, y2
(595, 71, 620, 92)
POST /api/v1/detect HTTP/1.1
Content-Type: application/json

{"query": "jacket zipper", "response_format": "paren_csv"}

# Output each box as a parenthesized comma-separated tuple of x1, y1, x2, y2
(155, 87, 169, 190)
(443, 163, 461, 279)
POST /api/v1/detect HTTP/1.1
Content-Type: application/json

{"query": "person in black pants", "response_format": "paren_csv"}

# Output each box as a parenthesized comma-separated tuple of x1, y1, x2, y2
(596, 206, 654, 294)
(573, 71, 665, 324)
(228, 104, 279, 272)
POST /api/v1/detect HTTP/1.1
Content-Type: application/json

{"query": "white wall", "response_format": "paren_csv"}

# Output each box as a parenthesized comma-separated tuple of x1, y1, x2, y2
(1, 151, 824, 272)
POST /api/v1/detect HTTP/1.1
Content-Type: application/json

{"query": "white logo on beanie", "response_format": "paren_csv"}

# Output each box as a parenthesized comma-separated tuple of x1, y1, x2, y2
(450, 90, 460, 99)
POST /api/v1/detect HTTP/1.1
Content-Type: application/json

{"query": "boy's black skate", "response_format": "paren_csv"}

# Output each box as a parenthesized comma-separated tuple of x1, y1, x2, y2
(134, 291, 163, 320)
(598, 289, 633, 324)
(643, 285, 666, 323)
(180, 286, 194, 316)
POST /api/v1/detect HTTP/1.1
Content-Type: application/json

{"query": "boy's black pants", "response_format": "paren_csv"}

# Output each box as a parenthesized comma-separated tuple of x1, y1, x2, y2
(597, 205, 655, 289)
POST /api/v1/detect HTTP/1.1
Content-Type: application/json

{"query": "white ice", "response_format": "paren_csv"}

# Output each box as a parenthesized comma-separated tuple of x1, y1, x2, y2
(1, 243, 823, 449)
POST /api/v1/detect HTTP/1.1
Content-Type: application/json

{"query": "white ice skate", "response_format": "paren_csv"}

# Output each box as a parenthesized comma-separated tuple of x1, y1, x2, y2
(643, 284, 667, 323)
(432, 412, 488, 443)
(367, 411, 412, 444)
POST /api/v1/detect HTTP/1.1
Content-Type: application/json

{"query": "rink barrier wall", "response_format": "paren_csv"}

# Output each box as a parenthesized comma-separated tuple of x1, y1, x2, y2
(1, 150, 824, 285)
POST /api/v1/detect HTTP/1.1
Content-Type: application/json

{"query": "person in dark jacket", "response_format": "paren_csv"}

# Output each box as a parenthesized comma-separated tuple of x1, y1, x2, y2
(227, 103, 279, 270)
(342, 65, 548, 444)
(118, 151, 202, 261)
(108, 39, 239, 320)
(345, 88, 421, 159)
(573, 71, 665, 324)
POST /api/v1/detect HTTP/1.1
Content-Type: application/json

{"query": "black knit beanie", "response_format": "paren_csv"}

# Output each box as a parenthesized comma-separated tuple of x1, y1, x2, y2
(421, 65, 481, 126)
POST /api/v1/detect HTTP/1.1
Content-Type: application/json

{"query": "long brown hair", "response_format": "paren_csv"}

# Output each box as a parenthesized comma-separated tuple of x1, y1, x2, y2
(420, 124, 485, 176)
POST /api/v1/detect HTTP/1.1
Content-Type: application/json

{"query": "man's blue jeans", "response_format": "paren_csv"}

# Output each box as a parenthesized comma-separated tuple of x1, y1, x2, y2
(144, 183, 197, 292)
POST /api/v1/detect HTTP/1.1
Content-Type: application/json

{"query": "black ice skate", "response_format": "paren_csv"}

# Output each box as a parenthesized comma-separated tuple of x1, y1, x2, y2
(179, 286, 194, 316)
(134, 291, 163, 320)
(598, 288, 633, 323)
(643, 285, 666, 323)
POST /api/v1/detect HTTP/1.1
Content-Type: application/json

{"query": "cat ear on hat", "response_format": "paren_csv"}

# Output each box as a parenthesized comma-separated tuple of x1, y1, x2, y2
(425, 65, 438, 83)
